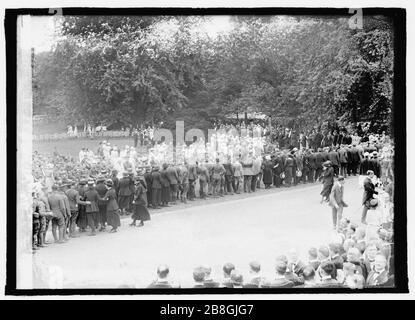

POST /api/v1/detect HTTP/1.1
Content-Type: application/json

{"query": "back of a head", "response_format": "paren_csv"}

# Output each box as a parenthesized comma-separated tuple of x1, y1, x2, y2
(302, 266, 316, 281)
(230, 271, 243, 286)
(318, 246, 330, 260)
(157, 264, 169, 279)
(320, 261, 335, 277)
(308, 247, 318, 260)
(249, 261, 261, 273)
(275, 260, 288, 276)
(193, 266, 206, 283)
(223, 263, 235, 277)
(276, 254, 288, 264)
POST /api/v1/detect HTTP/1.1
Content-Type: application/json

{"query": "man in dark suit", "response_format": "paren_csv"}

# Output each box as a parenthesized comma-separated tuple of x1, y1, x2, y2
(111, 169, 119, 196)
(151, 166, 162, 209)
(360, 152, 371, 175)
(84, 180, 99, 236)
(147, 265, 174, 288)
(369, 152, 381, 178)
(276, 254, 304, 285)
(95, 176, 108, 231)
(329, 175, 348, 230)
(365, 254, 389, 287)
(338, 145, 348, 177)
(166, 164, 179, 204)
(350, 145, 361, 175)
(307, 151, 317, 183)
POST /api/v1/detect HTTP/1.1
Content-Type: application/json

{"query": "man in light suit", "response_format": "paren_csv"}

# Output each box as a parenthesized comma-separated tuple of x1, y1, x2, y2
(329, 175, 348, 230)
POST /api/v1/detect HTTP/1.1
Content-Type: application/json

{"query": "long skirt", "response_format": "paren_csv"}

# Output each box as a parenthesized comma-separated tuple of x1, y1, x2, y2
(161, 186, 171, 203)
(132, 203, 151, 221)
(76, 205, 88, 229)
(263, 168, 273, 185)
(118, 195, 130, 210)
(107, 209, 121, 228)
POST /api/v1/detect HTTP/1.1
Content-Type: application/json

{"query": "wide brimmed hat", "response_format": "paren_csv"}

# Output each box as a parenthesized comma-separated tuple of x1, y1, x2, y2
(96, 175, 106, 182)
(105, 179, 113, 186)
(122, 172, 129, 176)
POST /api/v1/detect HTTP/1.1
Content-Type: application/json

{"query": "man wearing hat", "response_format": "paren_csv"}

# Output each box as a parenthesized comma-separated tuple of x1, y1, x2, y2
(369, 151, 381, 178)
(84, 179, 99, 236)
(76, 178, 88, 232)
(95, 175, 108, 231)
(47, 184, 67, 243)
(166, 163, 180, 204)
(58, 181, 72, 241)
(360, 152, 371, 175)
(111, 170, 120, 195)
(329, 175, 348, 231)
(65, 180, 89, 238)
(118, 171, 133, 215)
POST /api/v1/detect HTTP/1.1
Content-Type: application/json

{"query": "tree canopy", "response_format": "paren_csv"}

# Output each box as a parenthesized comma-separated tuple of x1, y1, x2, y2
(33, 15, 394, 133)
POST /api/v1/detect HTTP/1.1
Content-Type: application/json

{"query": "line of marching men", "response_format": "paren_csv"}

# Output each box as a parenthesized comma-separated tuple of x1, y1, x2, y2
(31, 140, 392, 249)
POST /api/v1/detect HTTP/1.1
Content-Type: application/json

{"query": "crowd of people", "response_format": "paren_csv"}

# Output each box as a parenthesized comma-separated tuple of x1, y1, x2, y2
(31, 122, 395, 288)
(146, 219, 394, 288)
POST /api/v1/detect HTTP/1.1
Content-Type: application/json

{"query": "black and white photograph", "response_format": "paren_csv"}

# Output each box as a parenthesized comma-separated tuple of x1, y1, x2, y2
(3, 2, 412, 297)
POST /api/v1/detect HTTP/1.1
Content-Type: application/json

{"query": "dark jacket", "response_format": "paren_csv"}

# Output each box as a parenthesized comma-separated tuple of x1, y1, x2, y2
(151, 171, 162, 189)
(160, 169, 170, 187)
(328, 151, 340, 166)
(166, 166, 179, 185)
(119, 177, 133, 196)
(84, 187, 99, 213)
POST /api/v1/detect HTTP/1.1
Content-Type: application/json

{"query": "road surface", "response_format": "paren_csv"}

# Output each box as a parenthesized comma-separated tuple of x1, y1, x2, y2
(34, 176, 373, 288)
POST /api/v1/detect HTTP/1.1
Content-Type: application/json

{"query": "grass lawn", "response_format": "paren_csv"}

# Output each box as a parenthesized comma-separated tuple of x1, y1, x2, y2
(33, 137, 137, 158)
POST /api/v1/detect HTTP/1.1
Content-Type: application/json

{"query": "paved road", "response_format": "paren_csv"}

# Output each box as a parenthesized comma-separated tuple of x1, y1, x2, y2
(34, 176, 369, 288)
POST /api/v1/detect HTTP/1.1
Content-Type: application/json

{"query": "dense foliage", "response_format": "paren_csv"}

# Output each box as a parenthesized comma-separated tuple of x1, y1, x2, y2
(33, 15, 394, 133)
